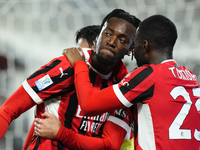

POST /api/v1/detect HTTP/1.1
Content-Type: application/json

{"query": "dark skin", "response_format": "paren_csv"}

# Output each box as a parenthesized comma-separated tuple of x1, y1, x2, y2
(65, 17, 136, 74)
(133, 28, 173, 67)
(65, 28, 173, 68)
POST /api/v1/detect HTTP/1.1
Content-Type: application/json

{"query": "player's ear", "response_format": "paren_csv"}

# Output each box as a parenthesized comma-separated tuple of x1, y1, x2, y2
(92, 36, 99, 51)
(92, 40, 96, 51)
(143, 40, 149, 53)
(126, 45, 134, 56)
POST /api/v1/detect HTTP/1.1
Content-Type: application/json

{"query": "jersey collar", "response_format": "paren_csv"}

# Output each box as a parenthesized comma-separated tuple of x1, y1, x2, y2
(82, 48, 113, 80)
(161, 59, 176, 64)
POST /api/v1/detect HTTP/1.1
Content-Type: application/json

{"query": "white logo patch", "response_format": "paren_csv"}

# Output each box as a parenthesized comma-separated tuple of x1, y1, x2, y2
(35, 74, 53, 91)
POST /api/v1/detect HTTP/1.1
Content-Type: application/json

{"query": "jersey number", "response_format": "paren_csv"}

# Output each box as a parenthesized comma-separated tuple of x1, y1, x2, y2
(169, 86, 200, 140)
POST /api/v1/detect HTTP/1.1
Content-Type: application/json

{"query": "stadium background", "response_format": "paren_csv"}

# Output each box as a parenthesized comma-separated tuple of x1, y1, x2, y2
(0, 0, 199, 149)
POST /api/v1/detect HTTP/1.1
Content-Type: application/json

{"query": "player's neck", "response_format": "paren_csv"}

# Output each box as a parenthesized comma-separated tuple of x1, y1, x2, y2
(149, 51, 173, 65)
(90, 52, 116, 75)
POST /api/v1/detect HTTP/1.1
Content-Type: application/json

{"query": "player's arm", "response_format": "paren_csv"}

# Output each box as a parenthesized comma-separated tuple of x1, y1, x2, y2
(0, 85, 36, 139)
(22, 56, 75, 104)
(74, 61, 125, 116)
(34, 111, 131, 150)
(0, 56, 73, 140)
(65, 48, 154, 116)
(63, 48, 122, 115)
(57, 120, 127, 150)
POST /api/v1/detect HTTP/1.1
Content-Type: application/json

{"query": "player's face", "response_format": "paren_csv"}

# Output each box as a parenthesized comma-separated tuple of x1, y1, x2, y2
(77, 38, 91, 48)
(134, 28, 149, 67)
(95, 17, 136, 65)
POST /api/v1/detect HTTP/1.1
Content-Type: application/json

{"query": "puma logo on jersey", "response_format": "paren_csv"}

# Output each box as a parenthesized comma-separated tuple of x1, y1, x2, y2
(59, 67, 68, 78)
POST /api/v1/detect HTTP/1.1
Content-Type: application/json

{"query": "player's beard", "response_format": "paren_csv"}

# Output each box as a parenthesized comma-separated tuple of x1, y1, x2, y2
(96, 53, 114, 65)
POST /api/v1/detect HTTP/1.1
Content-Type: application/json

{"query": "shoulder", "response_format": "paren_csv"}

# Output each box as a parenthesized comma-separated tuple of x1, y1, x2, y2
(126, 65, 154, 80)
(44, 55, 72, 68)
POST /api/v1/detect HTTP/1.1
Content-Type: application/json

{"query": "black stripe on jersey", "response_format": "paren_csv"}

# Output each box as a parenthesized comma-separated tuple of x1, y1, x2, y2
(57, 141, 65, 150)
(131, 84, 154, 103)
(51, 67, 74, 84)
(31, 66, 74, 95)
(89, 69, 97, 85)
(30, 135, 37, 144)
(33, 136, 40, 150)
(101, 79, 109, 90)
(119, 66, 153, 95)
(28, 59, 62, 80)
(76, 69, 96, 136)
(133, 117, 138, 139)
(45, 83, 75, 101)
(64, 92, 78, 129)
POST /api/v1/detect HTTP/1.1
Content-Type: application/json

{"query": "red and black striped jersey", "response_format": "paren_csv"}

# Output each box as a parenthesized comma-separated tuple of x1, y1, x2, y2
(74, 59, 200, 150)
(51, 107, 134, 150)
(116, 60, 200, 150)
(23, 49, 132, 150)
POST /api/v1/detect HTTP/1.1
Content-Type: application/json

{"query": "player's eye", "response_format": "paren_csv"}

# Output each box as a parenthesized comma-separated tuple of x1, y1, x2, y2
(119, 38, 127, 44)
(104, 31, 111, 36)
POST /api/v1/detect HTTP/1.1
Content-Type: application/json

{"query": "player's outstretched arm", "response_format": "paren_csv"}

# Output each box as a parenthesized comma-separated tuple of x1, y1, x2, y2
(34, 111, 130, 150)
(0, 85, 36, 139)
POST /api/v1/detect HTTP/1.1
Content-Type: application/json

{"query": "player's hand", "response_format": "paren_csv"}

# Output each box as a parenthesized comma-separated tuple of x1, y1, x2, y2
(34, 112, 61, 139)
(63, 47, 85, 67)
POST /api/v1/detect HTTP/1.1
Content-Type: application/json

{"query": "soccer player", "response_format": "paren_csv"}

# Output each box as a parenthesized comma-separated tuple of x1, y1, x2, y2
(64, 15, 200, 150)
(33, 24, 135, 150)
(22, 24, 102, 150)
(0, 9, 141, 150)
(28, 24, 135, 150)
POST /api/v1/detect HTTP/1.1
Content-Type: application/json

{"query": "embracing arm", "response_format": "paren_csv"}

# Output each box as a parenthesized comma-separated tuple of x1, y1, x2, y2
(64, 48, 125, 116)
(34, 112, 131, 150)
(64, 48, 154, 116)
(56, 121, 127, 150)
(74, 61, 124, 116)
(0, 85, 36, 139)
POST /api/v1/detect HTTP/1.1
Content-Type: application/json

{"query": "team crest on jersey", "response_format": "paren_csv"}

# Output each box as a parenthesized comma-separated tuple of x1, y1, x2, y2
(35, 74, 53, 91)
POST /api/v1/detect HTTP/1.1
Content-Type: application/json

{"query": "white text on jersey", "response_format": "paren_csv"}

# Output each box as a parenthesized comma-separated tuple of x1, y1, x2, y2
(169, 66, 197, 81)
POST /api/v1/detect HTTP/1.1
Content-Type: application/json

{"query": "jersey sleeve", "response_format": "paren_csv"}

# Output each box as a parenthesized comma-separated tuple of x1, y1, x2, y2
(0, 85, 36, 139)
(74, 61, 155, 116)
(55, 109, 132, 150)
(22, 56, 75, 104)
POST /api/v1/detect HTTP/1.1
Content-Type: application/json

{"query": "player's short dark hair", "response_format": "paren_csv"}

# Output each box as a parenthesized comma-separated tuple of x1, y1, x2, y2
(100, 9, 141, 31)
(137, 15, 177, 55)
(75, 25, 101, 45)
